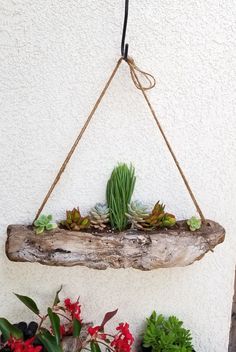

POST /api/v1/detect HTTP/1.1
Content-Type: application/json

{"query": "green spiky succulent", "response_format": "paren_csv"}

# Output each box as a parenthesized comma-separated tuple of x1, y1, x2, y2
(60, 208, 90, 231)
(90, 203, 110, 231)
(187, 216, 201, 231)
(140, 202, 176, 231)
(126, 200, 150, 230)
(34, 214, 57, 235)
(106, 163, 136, 231)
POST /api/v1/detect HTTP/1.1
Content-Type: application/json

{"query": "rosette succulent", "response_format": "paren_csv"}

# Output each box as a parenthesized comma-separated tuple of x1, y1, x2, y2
(126, 200, 150, 230)
(34, 214, 57, 235)
(187, 216, 201, 231)
(90, 203, 110, 231)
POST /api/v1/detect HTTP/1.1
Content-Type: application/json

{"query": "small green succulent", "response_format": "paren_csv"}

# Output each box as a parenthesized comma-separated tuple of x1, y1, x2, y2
(187, 216, 201, 232)
(142, 311, 193, 352)
(34, 214, 57, 235)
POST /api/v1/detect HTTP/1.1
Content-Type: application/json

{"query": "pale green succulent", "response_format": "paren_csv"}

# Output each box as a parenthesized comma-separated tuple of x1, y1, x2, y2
(126, 200, 150, 230)
(34, 214, 57, 235)
(187, 216, 202, 232)
(90, 203, 110, 230)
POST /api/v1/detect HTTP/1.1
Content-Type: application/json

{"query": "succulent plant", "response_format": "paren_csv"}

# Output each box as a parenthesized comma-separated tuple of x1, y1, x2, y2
(34, 214, 57, 235)
(187, 216, 201, 231)
(143, 202, 166, 230)
(138, 202, 176, 231)
(126, 200, 150, 230)
(106, 163, 136, 231)
(60, 208, 90, 231)
(90, 203, 110, 231)
(159, 212, 176, 228)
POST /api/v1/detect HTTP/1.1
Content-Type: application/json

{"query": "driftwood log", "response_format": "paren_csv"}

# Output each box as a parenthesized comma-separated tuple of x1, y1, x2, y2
(6, 220, 225, 270)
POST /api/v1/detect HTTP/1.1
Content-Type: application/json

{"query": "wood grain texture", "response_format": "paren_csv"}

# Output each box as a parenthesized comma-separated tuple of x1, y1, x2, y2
(6, 220, 225, 270)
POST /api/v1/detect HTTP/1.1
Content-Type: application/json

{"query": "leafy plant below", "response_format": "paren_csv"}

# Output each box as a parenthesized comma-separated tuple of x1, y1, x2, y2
(0, 288, 134, 352)
(142, 311, 193, 352)
(106, 163, 136, 231)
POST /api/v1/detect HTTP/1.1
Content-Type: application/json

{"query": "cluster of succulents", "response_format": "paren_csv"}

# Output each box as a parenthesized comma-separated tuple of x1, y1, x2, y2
(126, 201, 176, 231)
(33, 163, 183, 235)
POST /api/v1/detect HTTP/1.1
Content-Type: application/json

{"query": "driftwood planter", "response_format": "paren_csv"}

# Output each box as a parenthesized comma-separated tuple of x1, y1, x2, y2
(6, 220, 225, 270)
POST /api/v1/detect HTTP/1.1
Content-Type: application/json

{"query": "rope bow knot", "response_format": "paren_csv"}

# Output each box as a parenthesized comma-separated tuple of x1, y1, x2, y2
(126, 56, 156, 91)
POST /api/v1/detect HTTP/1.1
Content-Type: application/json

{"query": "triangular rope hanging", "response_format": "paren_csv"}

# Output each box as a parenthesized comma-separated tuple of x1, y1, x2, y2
(33, 57, 205, 223)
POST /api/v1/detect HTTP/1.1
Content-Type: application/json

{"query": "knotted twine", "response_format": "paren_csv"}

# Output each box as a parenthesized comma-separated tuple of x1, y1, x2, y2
(33, 57, 205, 224)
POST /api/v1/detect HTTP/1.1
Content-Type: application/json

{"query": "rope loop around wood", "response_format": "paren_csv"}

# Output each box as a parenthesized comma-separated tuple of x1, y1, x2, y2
(33, 57, 205, 224)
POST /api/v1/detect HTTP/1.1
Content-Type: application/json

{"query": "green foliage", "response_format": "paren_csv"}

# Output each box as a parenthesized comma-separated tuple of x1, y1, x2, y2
(53, 285, 63, 306)
(14, 293, 40, 315)
(0, 318, 23, 341)
(38, 328, 62, 352)
(106, 163, 136, 231)
(73, 318, 82, 337)
(48, 308, 61, 346)
(143, 311, 193, 352)
(34, 214, 57, 235)
(187, 217, 201, 232)
(60, 208, 90, 231)
(90, 341, 102, 352)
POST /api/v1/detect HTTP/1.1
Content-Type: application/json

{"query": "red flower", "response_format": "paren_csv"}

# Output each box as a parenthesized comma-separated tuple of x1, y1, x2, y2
(88, 326, 100, 336)
(88, 326, 107, 341)
(111, 323, 134, 352)
(64, 298, 82, 322)
(7, 337, 42, 352)
(60, 324, 66, 337)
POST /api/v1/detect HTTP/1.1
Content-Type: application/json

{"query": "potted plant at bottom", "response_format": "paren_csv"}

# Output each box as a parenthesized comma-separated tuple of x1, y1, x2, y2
(139, 311, 195, 352)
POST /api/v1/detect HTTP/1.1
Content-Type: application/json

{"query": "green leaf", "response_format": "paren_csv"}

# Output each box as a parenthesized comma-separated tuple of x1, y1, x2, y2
(73, 318, 81, 337)
(47, 215, 53, 222)
(46, 223, 57, 231)
(38, 329, 62, 352)
(14, 293, 40, 315)
(36, 226, 45, 235)
(90, 341, 102, 352)
(48, 308, 61, 346)
(0, 318, 23, 341)
(53, 286, 63, 306)
(34, 219, 41, 227)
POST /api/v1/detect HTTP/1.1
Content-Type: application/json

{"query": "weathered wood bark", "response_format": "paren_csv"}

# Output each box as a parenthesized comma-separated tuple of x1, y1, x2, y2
(6, 220, 225, 270)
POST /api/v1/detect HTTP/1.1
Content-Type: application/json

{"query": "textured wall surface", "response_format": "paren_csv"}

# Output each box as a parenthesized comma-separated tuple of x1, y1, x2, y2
(0, 1, 236, 351)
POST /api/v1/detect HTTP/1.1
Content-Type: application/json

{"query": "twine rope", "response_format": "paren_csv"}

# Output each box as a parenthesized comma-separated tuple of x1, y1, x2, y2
(33, 56, 205, 223)
(33, 58, 122, 223)
(126, 57, 205, 222)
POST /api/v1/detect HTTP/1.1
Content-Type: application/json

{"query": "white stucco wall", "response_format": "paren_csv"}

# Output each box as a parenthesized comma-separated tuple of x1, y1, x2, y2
(1, 1, 236, 351)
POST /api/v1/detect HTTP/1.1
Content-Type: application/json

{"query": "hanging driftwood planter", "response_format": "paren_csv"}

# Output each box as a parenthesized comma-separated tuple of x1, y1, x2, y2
(5, 20, 225, 270)
(6, 220, 225, 270)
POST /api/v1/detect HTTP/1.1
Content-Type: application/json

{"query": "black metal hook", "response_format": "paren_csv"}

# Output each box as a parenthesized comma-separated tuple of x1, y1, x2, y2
(121, 0, 129, 60)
